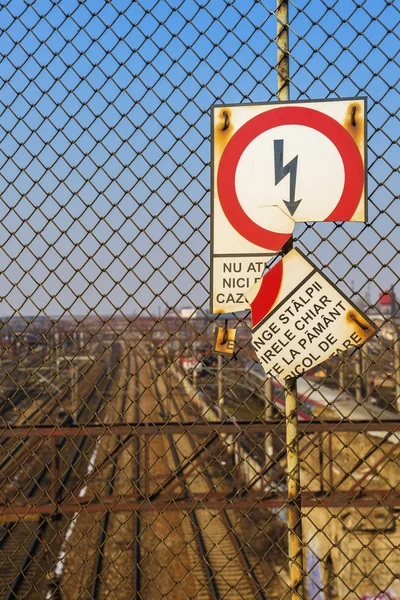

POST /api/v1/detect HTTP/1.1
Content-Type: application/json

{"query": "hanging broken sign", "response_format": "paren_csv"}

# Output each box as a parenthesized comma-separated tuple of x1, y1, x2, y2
(246, 249, 377, 380)
(211, 97, 367, 314)
(214, 324, 237, 357)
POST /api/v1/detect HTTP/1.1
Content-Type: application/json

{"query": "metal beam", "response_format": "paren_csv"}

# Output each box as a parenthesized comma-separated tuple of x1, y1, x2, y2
(1, 419, 400, 438)
(1, 489, 399, 519)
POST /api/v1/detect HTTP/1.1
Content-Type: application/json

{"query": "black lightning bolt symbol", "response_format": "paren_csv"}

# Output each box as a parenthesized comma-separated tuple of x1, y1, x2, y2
(274, 139, 302, 216)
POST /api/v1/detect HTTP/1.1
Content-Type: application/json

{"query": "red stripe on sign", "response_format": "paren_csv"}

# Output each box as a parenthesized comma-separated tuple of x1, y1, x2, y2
(251, 258, 283, 328)
(217, 106, 364, 250)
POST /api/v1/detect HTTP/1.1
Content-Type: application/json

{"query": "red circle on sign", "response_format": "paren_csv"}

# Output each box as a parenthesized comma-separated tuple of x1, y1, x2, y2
(217, 106, 364, 250)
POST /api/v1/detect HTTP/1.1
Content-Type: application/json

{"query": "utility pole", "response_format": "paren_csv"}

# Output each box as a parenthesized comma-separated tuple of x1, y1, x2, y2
(277, 1, 304, 597)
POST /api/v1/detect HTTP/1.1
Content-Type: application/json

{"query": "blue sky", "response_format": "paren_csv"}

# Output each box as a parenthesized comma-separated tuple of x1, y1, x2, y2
(0, 0, 399, 318)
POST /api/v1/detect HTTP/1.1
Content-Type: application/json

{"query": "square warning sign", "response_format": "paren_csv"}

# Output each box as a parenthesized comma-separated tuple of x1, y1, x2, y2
(211, 97, 367, 315)
(246, 249, 377, 380)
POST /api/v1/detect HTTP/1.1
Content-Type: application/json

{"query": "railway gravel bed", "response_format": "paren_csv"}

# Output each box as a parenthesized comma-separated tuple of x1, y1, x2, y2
(0, 343, 122, 599)
(0, 342, 290, 599)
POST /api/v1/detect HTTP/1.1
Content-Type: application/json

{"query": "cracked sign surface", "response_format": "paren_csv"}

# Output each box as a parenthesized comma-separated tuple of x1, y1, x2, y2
(246, 249, 377, 380)
(211, 98, 366, 314)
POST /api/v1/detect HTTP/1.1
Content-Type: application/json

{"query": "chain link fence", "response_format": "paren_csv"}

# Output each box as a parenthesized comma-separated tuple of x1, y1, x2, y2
(0, 0, 399, 598)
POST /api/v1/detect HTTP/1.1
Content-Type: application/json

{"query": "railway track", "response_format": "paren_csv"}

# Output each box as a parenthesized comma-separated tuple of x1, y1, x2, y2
(45, 345, 142, 599)
(0, 343, 121, 599)
(0, 356, 103, 506)
(150, 354, 266, 600)
(0, 352, 94, 478)
(0, 348, 54, 421)
(87, 350, 142, 599)
(1, 344, 276, 599)
(170, 359, 291, 598)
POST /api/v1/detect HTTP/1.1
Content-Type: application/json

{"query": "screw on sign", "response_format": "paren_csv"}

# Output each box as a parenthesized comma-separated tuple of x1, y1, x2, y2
(211, 98, 366, 315)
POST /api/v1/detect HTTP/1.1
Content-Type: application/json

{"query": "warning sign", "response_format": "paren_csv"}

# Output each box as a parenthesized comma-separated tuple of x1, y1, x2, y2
(212, 256, 271, 313)
(211, 97, 367, 314)
(246, 249, 377, 380)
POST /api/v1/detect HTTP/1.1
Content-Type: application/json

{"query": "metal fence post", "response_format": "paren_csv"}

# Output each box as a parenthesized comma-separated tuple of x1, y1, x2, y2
(71, 364, 79, 417)
(264, 378, 274, 467)
(356, 350, 363, 403)
(277, 1, 305, 597)
(285, 377, 304, 599)
(55, 331, 60, 376)
(277, 0, 289, 103)
(339, 355, 345, 391)
(218, 353, 224, 407)
(394, 331, 400, 410)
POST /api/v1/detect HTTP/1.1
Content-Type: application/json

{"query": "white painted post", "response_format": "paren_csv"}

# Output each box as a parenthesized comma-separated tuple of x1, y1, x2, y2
(264, 377, 274, 468)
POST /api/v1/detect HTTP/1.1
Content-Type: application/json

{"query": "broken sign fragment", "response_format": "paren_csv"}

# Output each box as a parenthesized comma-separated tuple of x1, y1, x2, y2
(214, 325, 237, 357)
(246, 249, 377, 380)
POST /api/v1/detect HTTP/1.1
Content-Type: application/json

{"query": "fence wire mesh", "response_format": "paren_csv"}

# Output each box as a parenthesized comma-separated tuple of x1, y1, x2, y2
(0, 0, 399, 598)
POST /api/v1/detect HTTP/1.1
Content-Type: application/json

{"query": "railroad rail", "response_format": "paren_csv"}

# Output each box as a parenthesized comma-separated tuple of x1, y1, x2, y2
(0, 354, 93, 476)
(150, 353, 267, 600)
(1, 343, 395, 598)
(0, 343, 121, 599)
(88, 351, 142, 599)
(36, 346, 143, 599)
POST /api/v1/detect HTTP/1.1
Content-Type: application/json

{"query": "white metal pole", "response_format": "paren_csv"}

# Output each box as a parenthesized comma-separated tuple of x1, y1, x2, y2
(264, 377, 274, 466)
